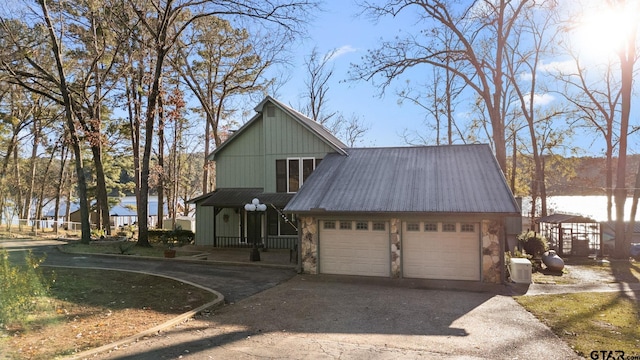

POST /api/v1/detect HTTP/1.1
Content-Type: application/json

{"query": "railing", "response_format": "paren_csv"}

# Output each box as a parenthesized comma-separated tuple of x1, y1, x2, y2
(214, 236, 297, 249)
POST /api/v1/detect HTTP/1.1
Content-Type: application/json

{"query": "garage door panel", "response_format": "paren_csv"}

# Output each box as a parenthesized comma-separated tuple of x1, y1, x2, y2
(404, 222, 480, 281)
(319, 221, 390, 277)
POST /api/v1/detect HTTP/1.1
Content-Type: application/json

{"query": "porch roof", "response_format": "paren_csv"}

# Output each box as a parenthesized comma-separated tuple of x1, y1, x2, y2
(200, 188, 295, 208)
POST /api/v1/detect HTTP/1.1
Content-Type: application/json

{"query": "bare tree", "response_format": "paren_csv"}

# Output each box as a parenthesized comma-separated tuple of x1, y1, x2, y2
(300, 47, 369, 146)
(125, 0, 317, 246)
(351, 0, 537, 173)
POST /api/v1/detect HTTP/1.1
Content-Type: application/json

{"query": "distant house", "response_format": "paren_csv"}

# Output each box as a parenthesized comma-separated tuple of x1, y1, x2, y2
(191, 96, 521, 283)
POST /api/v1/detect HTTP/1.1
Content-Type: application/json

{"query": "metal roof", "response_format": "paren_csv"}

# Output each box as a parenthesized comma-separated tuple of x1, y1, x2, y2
(199, 188, 294, 208)
(538, 213, 598, 224)
(284, 144, 521, 214)
(207, 96, 346, 160)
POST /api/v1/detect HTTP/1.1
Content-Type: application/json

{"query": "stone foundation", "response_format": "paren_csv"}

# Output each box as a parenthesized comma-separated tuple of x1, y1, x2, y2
(481, 219, 503, 283)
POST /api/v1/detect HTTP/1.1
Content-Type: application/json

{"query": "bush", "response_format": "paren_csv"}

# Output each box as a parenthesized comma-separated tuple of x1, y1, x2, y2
(0, 250, 50, 330)
(517, 230, 548, 258)
(148, 228, 195, 247)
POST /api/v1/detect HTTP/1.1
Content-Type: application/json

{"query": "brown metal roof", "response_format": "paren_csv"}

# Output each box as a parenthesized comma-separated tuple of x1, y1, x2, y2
(199, 188, 294, 208)
(284, 144, 521, 214)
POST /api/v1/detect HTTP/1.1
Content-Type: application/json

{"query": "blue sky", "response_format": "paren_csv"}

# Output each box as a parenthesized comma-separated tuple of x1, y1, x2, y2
(265, 1, 639, 155)
(274, 1, 427, 148)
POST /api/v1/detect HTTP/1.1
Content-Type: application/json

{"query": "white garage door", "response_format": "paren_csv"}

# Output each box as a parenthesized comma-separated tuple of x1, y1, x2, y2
(403, 221, 480, 280)
(319, 220, 390, 277)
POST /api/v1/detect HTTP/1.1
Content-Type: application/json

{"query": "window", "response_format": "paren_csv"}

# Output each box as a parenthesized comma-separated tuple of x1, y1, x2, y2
(339, 221, 352, 230)
(265, 104, 276, 117)
(442, 223, 456, 232)
(288, 159, 300, 192)
(461, 223, 475, 232)
(424, 223, 438, 232)
(276, 160, 287, 193)
(355, 221, 368, 230)
(406, 222, 420, 231)
(267, 208, 297, 236)
(277, 158, 321, 193)
(372, 222, 386, 231)
(323, 221, 336, 229)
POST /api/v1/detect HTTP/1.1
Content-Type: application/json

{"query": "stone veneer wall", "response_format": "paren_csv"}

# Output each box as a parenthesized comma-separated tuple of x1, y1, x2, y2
(299, 216, 318, 274)
(481, 219, 503, 283)
(390, 218, 401, 278)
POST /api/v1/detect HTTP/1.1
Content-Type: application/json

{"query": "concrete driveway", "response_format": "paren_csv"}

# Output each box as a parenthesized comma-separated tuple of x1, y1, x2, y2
(89, 275, 579, 360)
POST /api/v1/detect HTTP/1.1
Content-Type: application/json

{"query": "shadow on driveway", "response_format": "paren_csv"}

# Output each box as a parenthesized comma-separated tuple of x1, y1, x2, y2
(95, 275, 579, 360)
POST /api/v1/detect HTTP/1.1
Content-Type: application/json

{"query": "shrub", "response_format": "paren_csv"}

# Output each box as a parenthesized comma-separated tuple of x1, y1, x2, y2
(517, 231, 548, 258)
(0, 250, 50, 330)
(148, 228, 195, 247)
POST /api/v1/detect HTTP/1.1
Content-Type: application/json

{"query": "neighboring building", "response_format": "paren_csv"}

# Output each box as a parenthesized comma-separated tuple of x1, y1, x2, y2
(191, 96, 521, 283)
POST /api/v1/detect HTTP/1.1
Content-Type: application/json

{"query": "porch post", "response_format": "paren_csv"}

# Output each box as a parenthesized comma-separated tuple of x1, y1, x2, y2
(213, 206, 217, 247)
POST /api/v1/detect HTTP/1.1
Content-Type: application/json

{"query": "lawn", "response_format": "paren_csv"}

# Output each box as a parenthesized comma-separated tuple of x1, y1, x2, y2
(516, 292, 640, 358)
(0, 267, 218, 360)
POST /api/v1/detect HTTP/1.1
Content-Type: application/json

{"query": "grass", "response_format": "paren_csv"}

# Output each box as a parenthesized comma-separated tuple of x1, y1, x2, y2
(0, 267, 218, 359)
(516, 292, 640, 357)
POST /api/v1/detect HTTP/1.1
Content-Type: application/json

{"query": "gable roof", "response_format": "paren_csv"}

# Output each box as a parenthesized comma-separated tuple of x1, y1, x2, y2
(284, 144, 520, 214)
(207, 96, 347, 160)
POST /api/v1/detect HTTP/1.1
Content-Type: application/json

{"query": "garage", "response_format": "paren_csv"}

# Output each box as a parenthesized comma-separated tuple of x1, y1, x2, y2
(319, 220, 390, 277)
(403, 221, 480, 280)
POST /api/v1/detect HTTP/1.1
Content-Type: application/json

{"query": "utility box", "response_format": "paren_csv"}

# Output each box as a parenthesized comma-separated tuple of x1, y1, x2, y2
(509, 258, 532, 284)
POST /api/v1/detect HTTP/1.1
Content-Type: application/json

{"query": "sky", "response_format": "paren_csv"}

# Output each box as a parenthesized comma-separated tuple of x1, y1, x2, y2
(273, 1, 429, 148)
(263, 0, 640, 155)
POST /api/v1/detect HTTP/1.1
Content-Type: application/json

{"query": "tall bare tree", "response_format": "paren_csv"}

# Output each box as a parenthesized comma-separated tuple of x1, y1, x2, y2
(351, 0, 536, 173)
(125, 0, 316, 246)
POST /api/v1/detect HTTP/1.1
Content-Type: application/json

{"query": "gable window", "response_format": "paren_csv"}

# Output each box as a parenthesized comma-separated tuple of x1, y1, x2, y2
(276, 157, 321, 193)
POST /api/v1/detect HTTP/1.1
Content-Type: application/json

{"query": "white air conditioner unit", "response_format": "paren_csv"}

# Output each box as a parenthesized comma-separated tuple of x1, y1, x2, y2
(509, 258, 532, 284)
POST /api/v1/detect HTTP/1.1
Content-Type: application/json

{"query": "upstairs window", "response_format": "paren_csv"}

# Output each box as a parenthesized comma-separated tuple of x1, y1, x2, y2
(276, 157, 321, 193)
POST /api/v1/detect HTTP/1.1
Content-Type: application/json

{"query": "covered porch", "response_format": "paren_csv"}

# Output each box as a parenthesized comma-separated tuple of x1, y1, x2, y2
(198, 188, 298, 250)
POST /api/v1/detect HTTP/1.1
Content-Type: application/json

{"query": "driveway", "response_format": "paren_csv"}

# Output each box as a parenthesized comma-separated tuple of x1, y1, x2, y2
(87, 275, 579, 360)
(4, 240, 579, 359)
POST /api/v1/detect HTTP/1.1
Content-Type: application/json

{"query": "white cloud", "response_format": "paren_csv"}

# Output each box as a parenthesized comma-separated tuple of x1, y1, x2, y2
(539, 60, 577, 74)
(326, 45, 357, 61)
(532, 93, 555, 106)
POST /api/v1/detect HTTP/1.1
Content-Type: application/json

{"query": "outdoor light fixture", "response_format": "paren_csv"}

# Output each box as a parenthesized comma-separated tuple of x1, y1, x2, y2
(245, 198, 266, 261)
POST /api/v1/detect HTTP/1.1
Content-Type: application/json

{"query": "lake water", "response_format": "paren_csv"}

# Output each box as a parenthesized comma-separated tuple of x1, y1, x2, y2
(521, 195, 639, 222)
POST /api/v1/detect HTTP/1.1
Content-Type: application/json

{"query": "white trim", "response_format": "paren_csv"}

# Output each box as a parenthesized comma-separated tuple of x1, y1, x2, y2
(286, 157, 316, 193)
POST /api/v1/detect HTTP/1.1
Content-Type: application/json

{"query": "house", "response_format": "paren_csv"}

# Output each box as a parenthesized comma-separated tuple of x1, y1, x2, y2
(192, 96, 521, 283)
(190, 96, 347, 249)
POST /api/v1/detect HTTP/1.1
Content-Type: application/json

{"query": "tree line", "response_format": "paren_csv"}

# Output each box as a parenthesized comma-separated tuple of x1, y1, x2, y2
(0, 0, 638, 258)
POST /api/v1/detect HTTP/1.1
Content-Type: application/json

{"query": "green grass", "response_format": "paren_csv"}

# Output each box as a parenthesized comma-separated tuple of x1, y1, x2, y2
(62, 241, 167, 257)
(516, 292, 640, 357)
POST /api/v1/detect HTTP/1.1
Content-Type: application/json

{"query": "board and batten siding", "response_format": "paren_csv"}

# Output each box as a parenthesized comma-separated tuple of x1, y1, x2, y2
(215, 104, 339, 192)
(262, 105, 338, 192)
(194, 203, 215, 245)
(215, 117, 265, 189)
